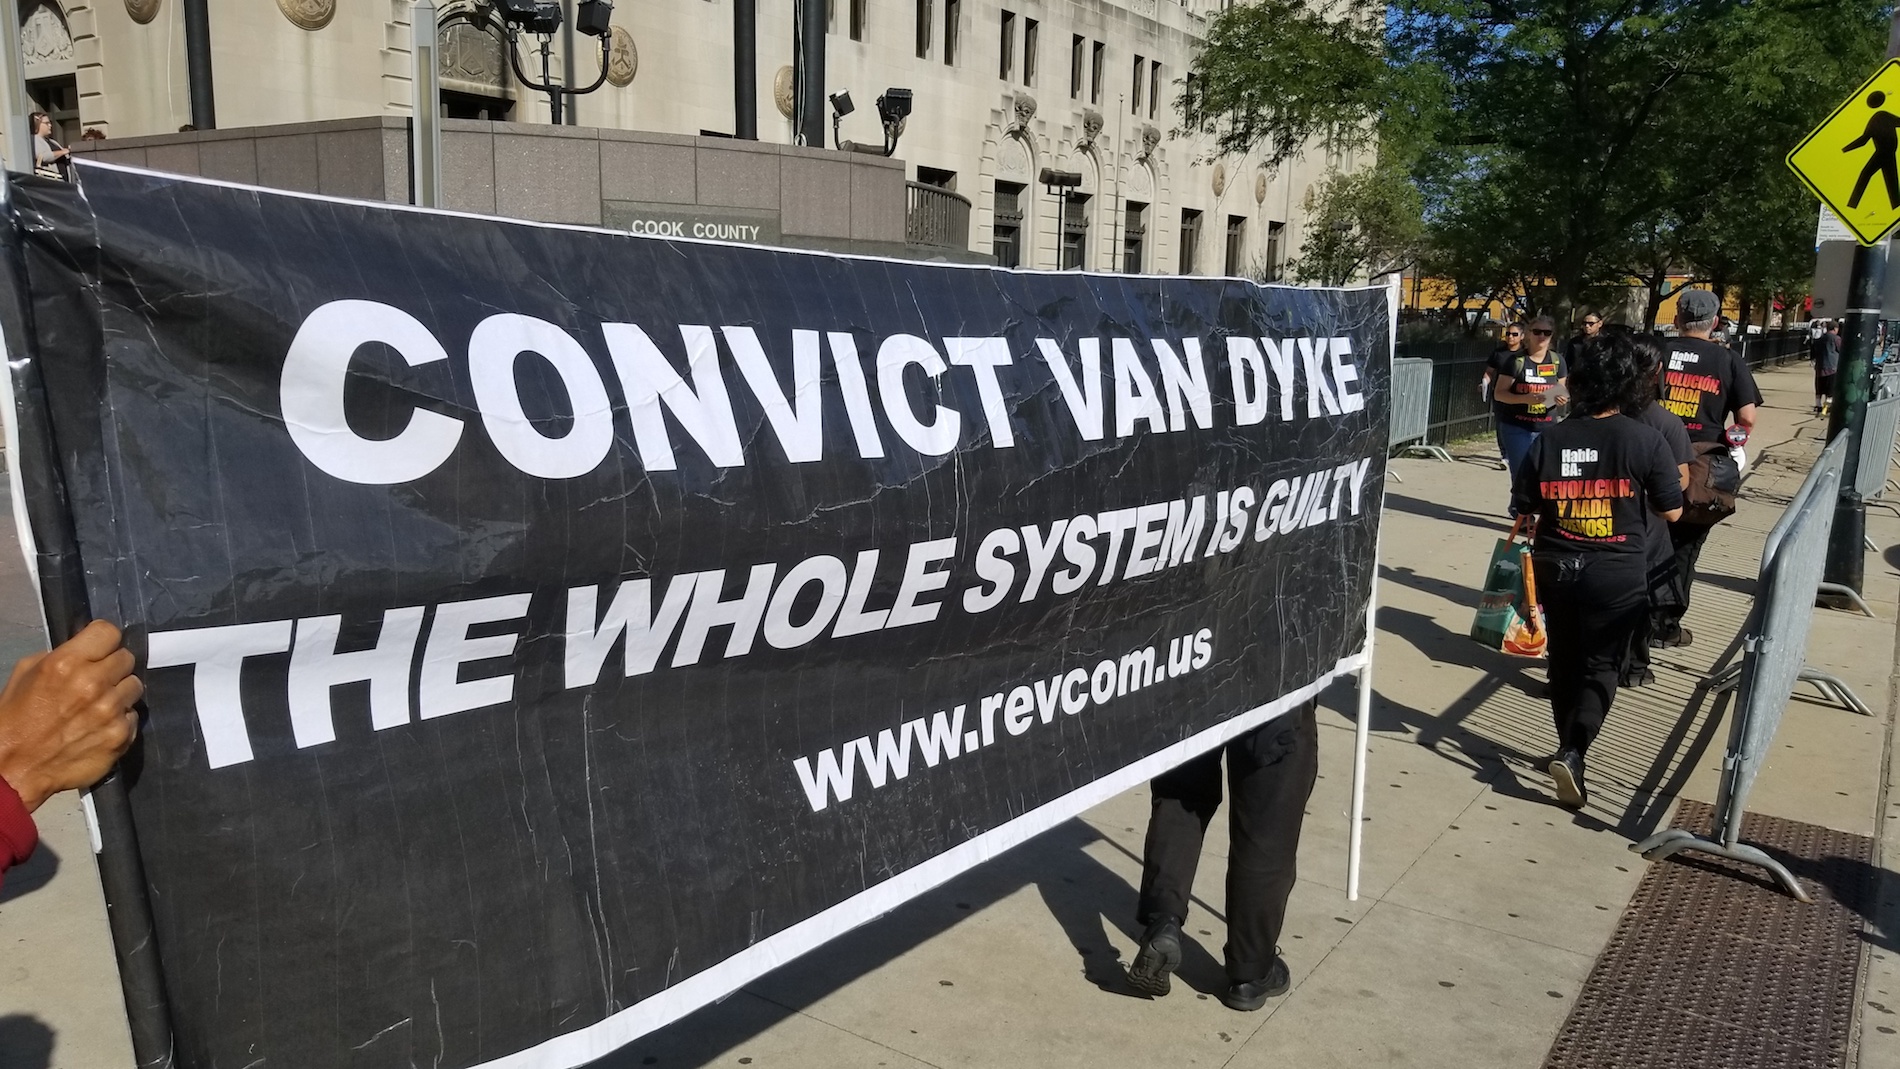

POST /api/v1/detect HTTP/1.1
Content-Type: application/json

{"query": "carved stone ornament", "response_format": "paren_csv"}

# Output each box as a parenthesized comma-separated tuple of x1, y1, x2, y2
(605, 26, 636, 87)
(123, 0, 159, 25)
(1011, 92, 1037, 129)
(1140, 123, 1161, 158)
(19, 4, 73, 80)
(1211, 162, 1227, 197)
(997, 135, 1032, 181)
(1128, 163, 1154, 201)
(1080, 108, 1104, 146)
(773, 65, 796, 120)
(439, 22, 505, 89)
(1255, 171, 1269, 204)
(276, 0, 335, 31)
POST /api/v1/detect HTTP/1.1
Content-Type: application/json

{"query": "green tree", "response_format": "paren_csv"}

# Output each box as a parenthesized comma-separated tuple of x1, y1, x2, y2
(1179, 0, 1889, 318)
(1286, 162, 1427, 285)
(1177, 0, 1389, 168)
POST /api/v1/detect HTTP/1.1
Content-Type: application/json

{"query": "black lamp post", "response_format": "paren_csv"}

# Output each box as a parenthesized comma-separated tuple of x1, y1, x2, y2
(449, 0, 617, 125)
(1041, 167, 1082, 269)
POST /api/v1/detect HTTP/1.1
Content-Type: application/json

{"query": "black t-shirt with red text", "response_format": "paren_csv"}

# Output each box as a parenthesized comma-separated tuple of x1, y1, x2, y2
(1488, 347, 1567, 429)
(1658, 336, 1764, 444)
(1511, 413, 1683, 560)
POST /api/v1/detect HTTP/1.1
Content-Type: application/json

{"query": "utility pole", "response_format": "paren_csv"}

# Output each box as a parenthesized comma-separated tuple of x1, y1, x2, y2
(1822, 12, 1900, 599)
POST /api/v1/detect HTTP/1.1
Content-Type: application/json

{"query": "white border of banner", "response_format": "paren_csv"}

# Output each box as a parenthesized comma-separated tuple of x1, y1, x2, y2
(29, 161, 1392, 1069)
(475, 653, 1366, 1069)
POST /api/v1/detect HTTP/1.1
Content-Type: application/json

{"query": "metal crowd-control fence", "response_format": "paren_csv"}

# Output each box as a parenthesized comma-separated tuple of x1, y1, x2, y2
(1637, 436, 1857, 901)
(1859, 394, 1900, 548)
(1386, 358, 1453, 481)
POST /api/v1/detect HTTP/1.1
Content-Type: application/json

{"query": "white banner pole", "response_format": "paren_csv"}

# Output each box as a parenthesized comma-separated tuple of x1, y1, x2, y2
(1348, 275, 1400, 901)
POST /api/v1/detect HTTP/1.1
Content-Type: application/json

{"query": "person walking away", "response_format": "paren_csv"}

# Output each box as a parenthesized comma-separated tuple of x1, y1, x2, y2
(1650, 288, 1760, 647)
(29, 111, 68, 181)
(1814, 322, 1842, 415)
(1127, 700, 1318, 1011)
(1566, 312, 1603, 364)
(1487, 316, 1568, 503)
(1618, 332, 1692, 687)
(1512, 333, 1684, 807)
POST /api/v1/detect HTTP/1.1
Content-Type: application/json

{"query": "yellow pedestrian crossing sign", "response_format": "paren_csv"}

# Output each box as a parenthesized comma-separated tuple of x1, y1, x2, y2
(1789, 59, 1900, 245)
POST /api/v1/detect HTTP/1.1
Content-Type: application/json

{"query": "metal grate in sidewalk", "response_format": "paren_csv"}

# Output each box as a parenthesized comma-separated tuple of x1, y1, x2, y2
(1544, 800, 1875, 1069)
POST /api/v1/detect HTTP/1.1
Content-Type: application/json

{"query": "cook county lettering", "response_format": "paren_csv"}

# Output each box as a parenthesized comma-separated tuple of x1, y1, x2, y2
(143, 300, 1378, 775)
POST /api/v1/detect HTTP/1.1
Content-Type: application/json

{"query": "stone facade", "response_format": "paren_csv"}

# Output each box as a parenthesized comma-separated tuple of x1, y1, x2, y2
(32, 0, 1352, 273)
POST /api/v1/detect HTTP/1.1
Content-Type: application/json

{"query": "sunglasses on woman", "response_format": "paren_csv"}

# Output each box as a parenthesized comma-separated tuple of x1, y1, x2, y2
(1531, 328, 1553, 336)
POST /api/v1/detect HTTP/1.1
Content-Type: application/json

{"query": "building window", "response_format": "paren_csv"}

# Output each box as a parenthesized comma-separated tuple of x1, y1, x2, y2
(441, 89, 514, 120)
(1265, 221, 1285, 282)
(1225, 215, 1246, 276)
(1062, 192, 1091, 269)
(1123, 201, 1147, 273)
(849, 0, 865, 40)
(1070, 35, 1084, 99)
(999, 10, 1014, 80)
(1148, 61, 1160, 118)
(1091, 41, 1105, 105)
(915, 0, 930, 56)
(994, 181, 1025, 268)
(1024, 19, 1038, 87)
(1179, 209, 1201, 275)
(944, 0, 959, 65)
(1131, 56, 1144, 114)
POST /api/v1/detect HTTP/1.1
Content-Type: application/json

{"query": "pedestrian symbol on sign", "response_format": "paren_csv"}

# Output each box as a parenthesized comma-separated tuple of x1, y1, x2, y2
(1844, 91, 1900, 210)
(1788, 58, 1900, 245)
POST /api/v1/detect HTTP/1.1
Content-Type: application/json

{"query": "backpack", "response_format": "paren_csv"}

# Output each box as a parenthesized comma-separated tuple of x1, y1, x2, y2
(1680, 441, 1741, 525)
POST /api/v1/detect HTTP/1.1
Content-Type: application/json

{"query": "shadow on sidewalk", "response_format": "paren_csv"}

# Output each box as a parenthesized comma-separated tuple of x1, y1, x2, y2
(1339, 591, 1746, 846)
(590, 819, 1176, 1067)
(1381, 492, 1511, 535)
(0, 1015, 54, 1069)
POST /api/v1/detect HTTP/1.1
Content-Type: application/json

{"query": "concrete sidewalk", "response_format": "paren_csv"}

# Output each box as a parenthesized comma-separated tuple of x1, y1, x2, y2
(3, 362, 1897, 1069)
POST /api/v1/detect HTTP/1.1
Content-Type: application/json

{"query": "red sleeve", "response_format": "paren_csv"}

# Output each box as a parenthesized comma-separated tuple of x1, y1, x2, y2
(0, 775, 38, 889)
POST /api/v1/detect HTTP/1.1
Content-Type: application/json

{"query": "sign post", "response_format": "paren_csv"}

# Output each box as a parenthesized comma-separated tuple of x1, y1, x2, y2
(1788, 53, 1900, 600)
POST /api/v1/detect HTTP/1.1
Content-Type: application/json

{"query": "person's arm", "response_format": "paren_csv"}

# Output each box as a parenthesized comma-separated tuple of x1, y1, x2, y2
(1644, 438, 1685, 522)
(0, 620, 143, 886)
(1510, 437, 1545, 520)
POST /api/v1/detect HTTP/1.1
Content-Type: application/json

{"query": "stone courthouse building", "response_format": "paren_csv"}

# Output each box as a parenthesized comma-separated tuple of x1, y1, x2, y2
(20, 0, 1349, 269)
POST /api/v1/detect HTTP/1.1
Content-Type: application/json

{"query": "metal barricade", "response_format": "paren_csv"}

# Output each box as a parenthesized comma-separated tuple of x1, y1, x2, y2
(1859, 394, 1900, 521)
(1386, 358, 1452, 481)
(1636, 437, 1855, 901)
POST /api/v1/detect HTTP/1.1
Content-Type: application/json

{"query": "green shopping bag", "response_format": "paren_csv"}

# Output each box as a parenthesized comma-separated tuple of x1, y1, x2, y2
(1470, 517, 1547, 658)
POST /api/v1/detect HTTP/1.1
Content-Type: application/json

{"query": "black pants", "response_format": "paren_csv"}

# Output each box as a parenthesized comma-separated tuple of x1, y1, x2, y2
(1538, 554, 1647, 756)
(1624, 550, 1681, 679)
(1136, 700, 1318, 983)
(1652, 520, 1712, 637)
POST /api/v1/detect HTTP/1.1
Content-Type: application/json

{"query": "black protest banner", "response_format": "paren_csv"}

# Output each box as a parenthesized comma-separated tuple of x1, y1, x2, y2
(2, 163, 1389, 1069)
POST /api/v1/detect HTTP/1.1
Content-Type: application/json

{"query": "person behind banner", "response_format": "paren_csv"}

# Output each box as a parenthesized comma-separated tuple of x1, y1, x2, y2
(0, 621, 143, 887)
(1488, 315, 1568, 509)
(1617, 330, 1692, 689)
(29, 112, 70, 181)
(1650, 288, 1760, 648)
(1511, 333, 1683, 809)
(1126, 699, 1318, 1011)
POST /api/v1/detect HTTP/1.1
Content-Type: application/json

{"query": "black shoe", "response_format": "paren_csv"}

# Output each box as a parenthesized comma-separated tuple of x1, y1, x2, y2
(1549, 750, 1587, 810)
(1619, 668, 1656, 688)
(1667, 626, 1694, 648)
(1222, 956, 1291, 1011)
(1127, 916, 1183, 998)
